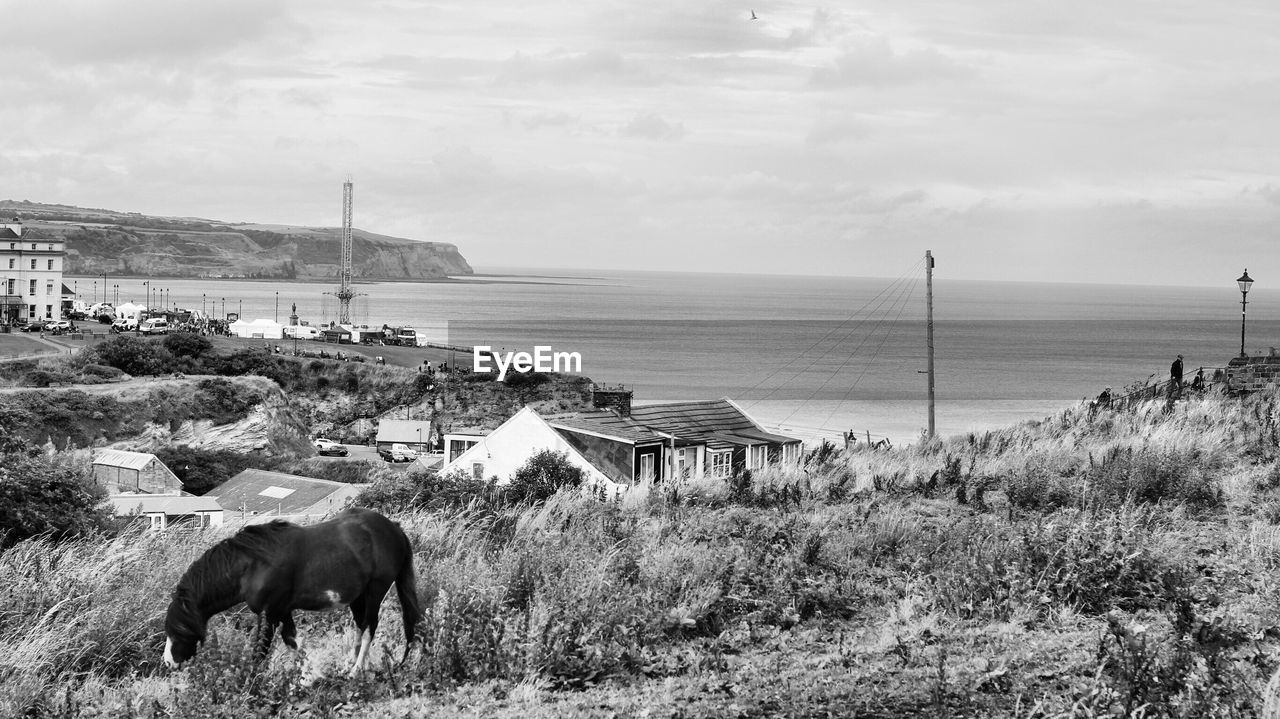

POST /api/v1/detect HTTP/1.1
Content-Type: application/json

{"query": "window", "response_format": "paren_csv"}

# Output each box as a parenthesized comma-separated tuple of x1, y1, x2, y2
(148, 514, 165, 531)
(783, 443, 800, 465)
(472, 462, 485, 480)
(676, 448, 692, 479)
(28, 279, 36, 295)
(29, 259, 35, 270)
(6, 259, 11, 269)
(6, 279, 13, 294)
(45, 281, 53, 294)
(750, 445, 767, 469)
(710, 450, 732, 478)
(639, 453, 655, 481)
(29, 243, 35, 250)
(45, 305, 52, 318)
(46, 259, 53, 270)
(46, 244, 53, 251)
(196, 513, 212, 528)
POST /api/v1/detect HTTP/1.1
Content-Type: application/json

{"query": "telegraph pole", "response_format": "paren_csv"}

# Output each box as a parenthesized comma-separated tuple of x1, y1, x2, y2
(926, 250, 935, 440)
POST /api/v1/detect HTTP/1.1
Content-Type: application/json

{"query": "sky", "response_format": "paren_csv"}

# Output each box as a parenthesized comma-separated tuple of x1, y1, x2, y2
(3, 0, 1280, 286)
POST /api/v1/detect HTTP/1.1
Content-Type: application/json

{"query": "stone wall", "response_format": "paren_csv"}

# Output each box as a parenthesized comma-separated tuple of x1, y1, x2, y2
(1226, 355, 1280, 392)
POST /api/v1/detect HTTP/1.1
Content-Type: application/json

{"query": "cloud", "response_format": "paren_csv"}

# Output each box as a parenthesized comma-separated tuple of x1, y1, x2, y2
(621, 113, 685, 141)
(811, 37, 973, 88)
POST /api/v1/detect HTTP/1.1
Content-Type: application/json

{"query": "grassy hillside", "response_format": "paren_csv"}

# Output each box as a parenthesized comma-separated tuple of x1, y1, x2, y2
(5, 388, 1280, 717)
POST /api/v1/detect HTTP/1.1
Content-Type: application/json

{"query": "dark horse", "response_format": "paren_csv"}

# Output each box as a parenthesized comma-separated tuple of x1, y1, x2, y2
(163, 507, 420, 674)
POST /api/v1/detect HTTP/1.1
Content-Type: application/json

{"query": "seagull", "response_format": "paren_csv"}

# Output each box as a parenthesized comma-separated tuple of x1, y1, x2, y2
(750, 9, 758, 19)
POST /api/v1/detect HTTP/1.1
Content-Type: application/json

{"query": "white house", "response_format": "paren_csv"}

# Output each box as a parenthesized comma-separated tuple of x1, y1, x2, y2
(439, 407, 615, 489)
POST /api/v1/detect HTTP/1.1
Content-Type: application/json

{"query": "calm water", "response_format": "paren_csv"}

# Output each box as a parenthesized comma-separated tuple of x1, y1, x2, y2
(72, 270, 1280, 444)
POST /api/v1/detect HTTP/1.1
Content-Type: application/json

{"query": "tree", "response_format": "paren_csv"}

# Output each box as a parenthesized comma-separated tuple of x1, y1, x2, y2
(508, 449, 586, 503)
(90, 335, 170, 376)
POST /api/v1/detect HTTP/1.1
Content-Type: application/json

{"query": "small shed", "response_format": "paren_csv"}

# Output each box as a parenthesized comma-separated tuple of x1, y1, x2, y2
(93, 449, 184, 494)
(211, 469, 366, 521)
(110, 494, 224, 532)
(375, 419, 433, 452)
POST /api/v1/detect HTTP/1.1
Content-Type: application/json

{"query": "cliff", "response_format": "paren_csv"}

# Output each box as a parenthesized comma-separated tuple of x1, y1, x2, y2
(0, 200, 474, 280)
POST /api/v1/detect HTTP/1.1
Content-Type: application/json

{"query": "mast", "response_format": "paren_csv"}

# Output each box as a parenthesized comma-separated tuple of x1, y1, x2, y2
(926, 250, 935, 439)
(337, 178, 355, 324)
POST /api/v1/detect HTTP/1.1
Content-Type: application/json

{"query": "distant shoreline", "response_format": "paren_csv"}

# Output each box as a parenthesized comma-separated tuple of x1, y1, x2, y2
(64, 274, 594, 287)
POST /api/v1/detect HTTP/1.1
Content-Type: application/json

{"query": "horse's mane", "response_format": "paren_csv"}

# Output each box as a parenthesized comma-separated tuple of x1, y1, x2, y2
(173, 520, 301, 610)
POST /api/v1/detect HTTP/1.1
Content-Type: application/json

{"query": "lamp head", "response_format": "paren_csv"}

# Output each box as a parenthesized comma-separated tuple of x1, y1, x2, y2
(1238, 269, 1254, 295)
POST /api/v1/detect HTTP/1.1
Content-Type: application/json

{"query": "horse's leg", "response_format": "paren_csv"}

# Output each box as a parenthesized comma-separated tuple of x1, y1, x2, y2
(280, 613, 298, 651)
(346, 595, 368, 670)
(351, 581, 393, 675)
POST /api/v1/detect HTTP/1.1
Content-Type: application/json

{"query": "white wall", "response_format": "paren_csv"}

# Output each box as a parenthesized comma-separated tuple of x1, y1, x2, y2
(442, 407, 612, 487)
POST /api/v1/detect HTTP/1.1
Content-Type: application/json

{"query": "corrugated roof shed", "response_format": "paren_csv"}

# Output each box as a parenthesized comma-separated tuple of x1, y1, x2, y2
(212, 469, 365, 516)
(93, 449, 161, 472)
(110, 494, 223, 515)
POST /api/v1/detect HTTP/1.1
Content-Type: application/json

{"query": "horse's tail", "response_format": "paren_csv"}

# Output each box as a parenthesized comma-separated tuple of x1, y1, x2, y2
(394, 541, 422, 660)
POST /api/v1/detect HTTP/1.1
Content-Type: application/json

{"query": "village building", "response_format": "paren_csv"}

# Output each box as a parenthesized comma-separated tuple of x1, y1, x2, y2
(625, 398, 803, 479)
(439, 407, 615, 488)
(0, 216, 65, 325)
(443, 427, 487, 464)
(93, 449, 185, 494)
(110, 494, 224, 532)
(375, 419, 433, 453)
(546, 411, 670, 482)
(211, 469, 367, 522)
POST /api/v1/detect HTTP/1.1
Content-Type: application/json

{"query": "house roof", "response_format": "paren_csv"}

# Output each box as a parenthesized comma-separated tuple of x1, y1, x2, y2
(628, 399, 800, 446)
(212, 469, 365, 516)
(376, 419, 432, 443)
(547, 411, 666, 444)
(0, 228, 18, 239)
(110, 494, 222, 516)
(93, 449, 163, 472)
(442, 407, 616, 487)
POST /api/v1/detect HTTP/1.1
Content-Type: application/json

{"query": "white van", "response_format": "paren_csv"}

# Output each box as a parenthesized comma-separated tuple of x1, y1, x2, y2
(139, 318, 169, 335)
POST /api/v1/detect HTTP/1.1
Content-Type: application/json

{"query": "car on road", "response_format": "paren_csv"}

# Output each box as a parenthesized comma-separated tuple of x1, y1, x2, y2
(381, 443, 418, 463)
(45, 320, 73, 334)
(22, 321, 47, 332)
(313, 437, 341, 451)
(139, 318, 169, 335)
(318, 444, 349, 457)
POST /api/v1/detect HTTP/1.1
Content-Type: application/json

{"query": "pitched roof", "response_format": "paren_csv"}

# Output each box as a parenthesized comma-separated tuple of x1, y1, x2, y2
(110, 494, 222, 516)
(212, 469, 365, 516)
(442, 407, 615, 487)
(376, 419, 433, 443)
(547, 411, 666, 444)
(93, 449, 163, 472)
(628, 399, 800, 446)
(0, 228, 18, 239)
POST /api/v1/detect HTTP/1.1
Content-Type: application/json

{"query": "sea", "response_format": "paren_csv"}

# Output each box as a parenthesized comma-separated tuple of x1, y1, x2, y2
(71, 269, 1280, 445)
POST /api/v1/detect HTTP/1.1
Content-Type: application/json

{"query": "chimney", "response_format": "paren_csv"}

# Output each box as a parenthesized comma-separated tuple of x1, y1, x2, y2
(591, 384, 633, 417)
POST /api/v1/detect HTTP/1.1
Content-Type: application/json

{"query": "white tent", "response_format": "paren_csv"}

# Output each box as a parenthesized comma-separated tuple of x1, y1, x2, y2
(115, 302, 145, 320)
(228, 318, 284, 340)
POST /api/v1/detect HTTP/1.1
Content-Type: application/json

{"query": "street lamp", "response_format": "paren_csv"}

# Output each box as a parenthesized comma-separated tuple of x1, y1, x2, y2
(143, 280, 149, 309)
(275, 291, 279, 323)
(1238, 269, 1254, 357)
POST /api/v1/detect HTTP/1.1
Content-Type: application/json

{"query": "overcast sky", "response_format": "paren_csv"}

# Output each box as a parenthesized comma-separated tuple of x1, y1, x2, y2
(3, 0, 1280, 285)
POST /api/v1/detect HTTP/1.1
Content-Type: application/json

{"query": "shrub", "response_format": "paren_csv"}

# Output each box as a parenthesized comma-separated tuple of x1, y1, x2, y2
(508, 449, 585, 503)
(0, 455, 116, 547)
(89, 335, 170, 376)
(193, 378, 263, 425)
(162, 331, 212, 359)
(79, 363, 124, 380)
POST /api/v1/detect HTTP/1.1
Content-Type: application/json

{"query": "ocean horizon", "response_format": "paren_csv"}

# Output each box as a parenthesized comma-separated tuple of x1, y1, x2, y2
(67, 267, 1279, 445)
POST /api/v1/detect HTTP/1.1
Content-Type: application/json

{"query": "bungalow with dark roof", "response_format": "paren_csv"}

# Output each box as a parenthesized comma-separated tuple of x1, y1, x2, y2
(110, 494, 224, 532)
(211, 469, 367, 522)
(623, 398, 802, 480)
(546, 411, 671, 482)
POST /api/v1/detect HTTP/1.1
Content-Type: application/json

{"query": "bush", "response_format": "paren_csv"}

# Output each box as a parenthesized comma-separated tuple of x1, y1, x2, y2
(193, 378, 263, 425)
(508, 449, 586, 503)
(79, 363, 124, 380)
(162, 331, 212, 359)
(89, 335, 170, 376)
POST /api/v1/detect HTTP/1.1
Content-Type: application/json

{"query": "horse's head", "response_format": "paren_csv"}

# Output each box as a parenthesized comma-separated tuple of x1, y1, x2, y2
(163, 595, 206, 668)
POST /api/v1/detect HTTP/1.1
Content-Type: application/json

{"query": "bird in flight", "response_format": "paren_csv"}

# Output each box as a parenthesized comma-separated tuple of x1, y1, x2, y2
(750, 9, 758, 19)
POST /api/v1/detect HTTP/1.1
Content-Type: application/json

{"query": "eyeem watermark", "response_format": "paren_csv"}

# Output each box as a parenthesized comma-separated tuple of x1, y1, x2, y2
(473, 345, 582, 381)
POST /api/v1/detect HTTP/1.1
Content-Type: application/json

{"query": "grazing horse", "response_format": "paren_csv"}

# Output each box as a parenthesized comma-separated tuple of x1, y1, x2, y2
(162, 507, 420, 674)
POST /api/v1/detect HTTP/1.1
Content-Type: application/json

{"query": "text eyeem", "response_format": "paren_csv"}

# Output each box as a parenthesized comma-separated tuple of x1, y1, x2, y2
(473, 345, 583, 381)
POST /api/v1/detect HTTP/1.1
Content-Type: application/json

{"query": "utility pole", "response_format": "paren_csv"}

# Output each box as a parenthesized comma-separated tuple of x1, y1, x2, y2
(926, 250, 935, 440)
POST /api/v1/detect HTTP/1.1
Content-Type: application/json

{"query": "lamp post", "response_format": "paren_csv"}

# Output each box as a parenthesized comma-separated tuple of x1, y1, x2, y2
(275, 291, 279, 323)
(221, 297, 225, 320)
(143, 281, 149, 310)
(1238, 269, 1254, 357)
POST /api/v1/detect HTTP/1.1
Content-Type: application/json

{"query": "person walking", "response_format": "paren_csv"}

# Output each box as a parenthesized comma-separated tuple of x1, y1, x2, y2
(1170, 354, 1184, 398)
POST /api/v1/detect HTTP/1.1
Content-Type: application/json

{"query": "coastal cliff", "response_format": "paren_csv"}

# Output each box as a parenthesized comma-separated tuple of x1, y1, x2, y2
(0, 200, 474, 280)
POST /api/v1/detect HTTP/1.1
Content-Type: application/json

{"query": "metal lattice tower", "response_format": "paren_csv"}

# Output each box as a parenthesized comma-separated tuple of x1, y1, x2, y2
(326, 177, 360, 324)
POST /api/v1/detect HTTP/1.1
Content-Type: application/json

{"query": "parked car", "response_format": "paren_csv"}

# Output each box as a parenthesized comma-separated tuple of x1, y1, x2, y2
(22, 320, 47, 332)
(45, 320, 73, 334)
(382, 443, 418, 463)
(318, 444, 349, 457)
(112, 317, 138, 333)
(313, 437, 341, 451)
